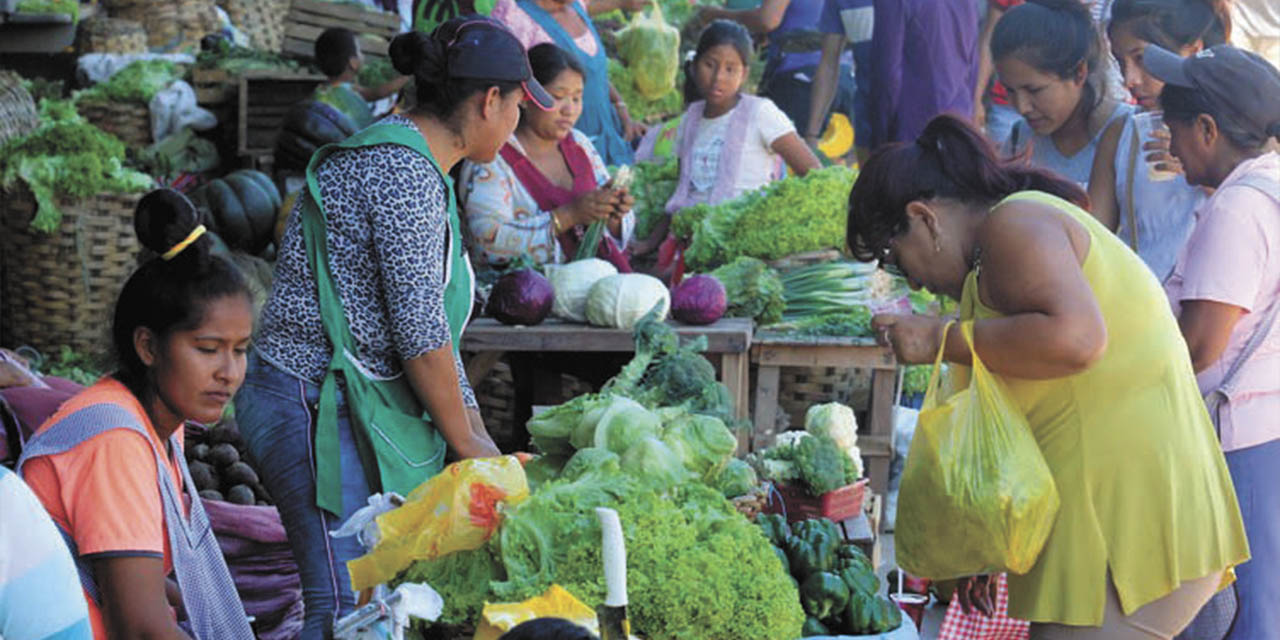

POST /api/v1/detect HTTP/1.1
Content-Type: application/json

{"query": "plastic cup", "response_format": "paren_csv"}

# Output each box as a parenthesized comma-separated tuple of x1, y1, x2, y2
(890, 592, 929, 629)
(1133, 111, 1177, 182)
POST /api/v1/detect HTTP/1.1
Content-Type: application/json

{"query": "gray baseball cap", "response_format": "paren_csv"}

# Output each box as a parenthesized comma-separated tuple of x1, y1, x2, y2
(1143, 44, 1280, 141)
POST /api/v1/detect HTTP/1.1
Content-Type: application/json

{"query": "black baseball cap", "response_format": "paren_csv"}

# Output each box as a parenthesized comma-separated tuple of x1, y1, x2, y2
(437, 16, 554, 111)
(1143, 44, 1280, 141)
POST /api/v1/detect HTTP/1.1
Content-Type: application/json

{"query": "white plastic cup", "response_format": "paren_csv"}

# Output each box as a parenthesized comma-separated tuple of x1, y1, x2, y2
(1134, 111, 1177, 182)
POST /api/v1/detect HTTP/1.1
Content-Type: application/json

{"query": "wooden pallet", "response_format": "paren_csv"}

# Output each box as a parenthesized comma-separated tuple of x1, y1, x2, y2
(281, 0, 399, 62)
(237, 70, 326, 157)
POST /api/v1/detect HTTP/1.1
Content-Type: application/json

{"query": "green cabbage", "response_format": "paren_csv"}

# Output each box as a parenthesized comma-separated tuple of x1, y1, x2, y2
(620, 436, 688, 489)
(616, 3, 681, 100)
(561, 447, 621, 482)
(662, 413, 737, 480)
(584, 273, 671, 330)
(594, 398, 661, 454)
(713, 458, 759, 498)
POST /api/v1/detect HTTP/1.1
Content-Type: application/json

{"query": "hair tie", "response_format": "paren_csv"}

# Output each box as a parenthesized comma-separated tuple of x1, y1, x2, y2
(162, 225, 206, 261)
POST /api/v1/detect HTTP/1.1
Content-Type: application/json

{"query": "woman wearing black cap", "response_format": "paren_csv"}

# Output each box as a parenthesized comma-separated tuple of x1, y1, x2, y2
(1146, 43, 1280, 640)
(234, 16, 553, 638)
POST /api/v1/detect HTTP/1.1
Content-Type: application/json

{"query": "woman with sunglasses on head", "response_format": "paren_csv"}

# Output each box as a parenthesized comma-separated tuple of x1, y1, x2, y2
(234, 16, 549, 638)
(855, 114, 1248, 639)
(1144, 43, 1280, 640)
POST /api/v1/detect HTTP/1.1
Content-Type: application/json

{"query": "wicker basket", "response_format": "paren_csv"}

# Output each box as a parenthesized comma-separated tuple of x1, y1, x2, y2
(776, 365, 871, 430)
(0, 186, 143, 355)
(0, 71, 39, 147)
(105, 0, 219, 52)
(78, 16, 148, 54)
(77, 100, 151, 148)
(220, 0, 290, 53)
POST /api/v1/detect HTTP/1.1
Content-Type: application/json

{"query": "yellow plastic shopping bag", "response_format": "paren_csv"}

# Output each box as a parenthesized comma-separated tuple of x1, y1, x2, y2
(472, 585, 599, 640)
(348, 456, 529, 591)
(897, 322, 1060, 580)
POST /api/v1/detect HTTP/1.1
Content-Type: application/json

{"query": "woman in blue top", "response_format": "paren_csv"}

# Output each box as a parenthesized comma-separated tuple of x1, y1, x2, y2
(993, 0, 1131, 186)
(1086, 0, 1229, 282)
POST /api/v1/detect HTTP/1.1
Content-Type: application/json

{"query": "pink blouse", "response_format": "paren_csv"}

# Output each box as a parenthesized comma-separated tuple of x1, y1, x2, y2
(490, 0, 599, 55)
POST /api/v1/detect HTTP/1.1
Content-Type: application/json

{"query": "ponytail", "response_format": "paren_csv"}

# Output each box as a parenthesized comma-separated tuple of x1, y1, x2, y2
(112, 189, 252, 397)
(846, 115, 1087, 262)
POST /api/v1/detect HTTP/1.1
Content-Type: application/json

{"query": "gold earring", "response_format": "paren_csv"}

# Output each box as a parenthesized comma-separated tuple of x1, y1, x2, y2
(934, 240, 941, 253)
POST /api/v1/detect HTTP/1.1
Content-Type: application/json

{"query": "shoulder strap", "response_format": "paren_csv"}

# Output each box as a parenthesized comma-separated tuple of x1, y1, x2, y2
(1125, 123, 1141, 252)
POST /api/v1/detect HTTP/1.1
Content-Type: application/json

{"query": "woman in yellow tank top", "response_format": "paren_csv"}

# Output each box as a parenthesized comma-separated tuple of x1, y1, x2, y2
(846, 114, 1248, 639)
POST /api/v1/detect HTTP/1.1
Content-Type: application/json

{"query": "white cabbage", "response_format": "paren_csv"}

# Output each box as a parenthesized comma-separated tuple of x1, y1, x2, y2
(546, 258, 618, 322)
(584, 273, 671, 330)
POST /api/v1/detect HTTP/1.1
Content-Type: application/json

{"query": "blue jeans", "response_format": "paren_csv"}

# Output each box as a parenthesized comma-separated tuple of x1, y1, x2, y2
(1223, 438, 1280, 640)
(235, 350, 372, 640)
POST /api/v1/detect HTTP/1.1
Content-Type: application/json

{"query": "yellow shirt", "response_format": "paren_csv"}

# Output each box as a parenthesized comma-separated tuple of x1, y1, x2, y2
(958, 191, 1249, 625)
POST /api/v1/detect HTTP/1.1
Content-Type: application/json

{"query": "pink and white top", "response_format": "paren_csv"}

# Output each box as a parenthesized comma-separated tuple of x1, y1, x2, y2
(1165, 152, 1280, 452)
(491, 0, 598, 55)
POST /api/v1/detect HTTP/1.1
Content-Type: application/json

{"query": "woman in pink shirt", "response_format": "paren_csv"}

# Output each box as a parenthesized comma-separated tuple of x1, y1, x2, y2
(1146, 44, 1280, 640)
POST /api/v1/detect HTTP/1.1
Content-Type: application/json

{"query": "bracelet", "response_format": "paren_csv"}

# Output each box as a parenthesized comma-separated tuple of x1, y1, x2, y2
(551, 211, 564, 235)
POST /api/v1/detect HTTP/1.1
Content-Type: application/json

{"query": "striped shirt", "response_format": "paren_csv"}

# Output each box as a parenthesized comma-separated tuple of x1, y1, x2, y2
(0, 466, 92, 640)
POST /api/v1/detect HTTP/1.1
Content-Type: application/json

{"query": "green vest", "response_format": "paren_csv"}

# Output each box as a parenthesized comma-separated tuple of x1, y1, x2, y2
(301, 121, 474, 516)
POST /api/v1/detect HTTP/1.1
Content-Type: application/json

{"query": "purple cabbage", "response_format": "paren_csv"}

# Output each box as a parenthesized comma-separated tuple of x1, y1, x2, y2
(670, 274, 727, 325)
(488, 268, 555, 326)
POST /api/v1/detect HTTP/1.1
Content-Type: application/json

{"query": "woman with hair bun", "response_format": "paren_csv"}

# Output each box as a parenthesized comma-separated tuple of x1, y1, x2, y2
(236, 16, 550, 638)
(18, 188, 255, 640)
(853, 114, 1248, 638)
(992, 0, 1132, 186)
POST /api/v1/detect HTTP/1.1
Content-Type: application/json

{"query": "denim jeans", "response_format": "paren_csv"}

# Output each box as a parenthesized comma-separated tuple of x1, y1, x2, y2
(1222, 438, 1280, 640)
(234, 350, 371, 640)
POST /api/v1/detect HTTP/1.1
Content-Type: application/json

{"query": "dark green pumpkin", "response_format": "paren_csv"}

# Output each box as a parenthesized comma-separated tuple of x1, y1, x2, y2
(275, 101, 358, 171)
(194, 169, 281, 255)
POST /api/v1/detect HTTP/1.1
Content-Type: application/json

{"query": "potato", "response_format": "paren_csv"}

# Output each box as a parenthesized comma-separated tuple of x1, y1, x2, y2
(188, 460, 219, 492)
(209, 443, 240, 467)
(226, 484, 256, 505)
(224, 461, 259, 487)
(199, 489, 224, 502)
(190, 442, 210, 462)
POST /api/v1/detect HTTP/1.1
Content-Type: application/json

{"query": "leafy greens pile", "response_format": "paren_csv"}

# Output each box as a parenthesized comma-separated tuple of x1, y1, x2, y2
(608, 59, 683, 123)
(710, 257, 785, 326)
(629, 156, 679, 241)
(77, 60, 181, 105)
(0, 99, 152, 232)
(672, 165, 857, 271)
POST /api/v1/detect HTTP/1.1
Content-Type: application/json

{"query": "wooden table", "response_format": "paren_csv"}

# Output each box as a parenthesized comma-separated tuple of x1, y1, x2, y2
(462, 317, 755, 451)
(751, 331, 898, 496)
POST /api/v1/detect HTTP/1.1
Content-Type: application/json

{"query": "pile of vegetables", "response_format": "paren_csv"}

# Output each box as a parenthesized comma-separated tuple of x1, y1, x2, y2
(185, 416, 274, 506)
(196, 38, 305, 75)
(35, 346, 101, 386)
(757, 514, 903, 636)
(607, 60, 684, 123)
(187, 169, 282, 255)
(14, 0, 78, 19)
(77, 60, 181, 105)
(709, 257, 785, 325)
(0, 99, 152, 232)
(747, 402, 863, 496)
(672, 166, 857, 271)
(627, 157, 679, 241)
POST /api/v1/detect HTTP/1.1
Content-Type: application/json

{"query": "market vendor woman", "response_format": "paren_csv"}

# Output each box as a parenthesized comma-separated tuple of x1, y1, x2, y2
(851, 115, 1249, 639)
(237, 17, 552, 638)
(19, 189, 255, 640)
(460, 42, 635, 271)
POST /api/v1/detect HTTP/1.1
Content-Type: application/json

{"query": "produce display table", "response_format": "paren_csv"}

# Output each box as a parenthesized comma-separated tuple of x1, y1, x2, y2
(751, 332, 897, 496)
(462, 317, 754, 451)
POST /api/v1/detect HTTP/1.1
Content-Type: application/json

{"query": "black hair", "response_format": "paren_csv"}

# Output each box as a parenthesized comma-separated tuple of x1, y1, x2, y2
(389, 24, 522, 130)
(315, 27, 360, 78)
(527, 43, 585, 87)
(1109, 0, 1231, 52)
(1160, 83, 1280, 151)
(111, 189, 252, 398)
(991, 0, 1105, 117)
(682, 19, 754, 104)
(847, 114, 1088, 262)
(498, 618, 598, 640)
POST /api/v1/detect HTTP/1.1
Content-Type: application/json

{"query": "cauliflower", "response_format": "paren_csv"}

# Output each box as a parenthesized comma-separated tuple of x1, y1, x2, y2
(806, 402, 864, 480)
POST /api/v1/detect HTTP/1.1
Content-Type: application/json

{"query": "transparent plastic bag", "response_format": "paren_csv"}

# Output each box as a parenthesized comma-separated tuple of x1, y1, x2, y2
(347, 456, 529, 591)
(897, 322, 1060, 580)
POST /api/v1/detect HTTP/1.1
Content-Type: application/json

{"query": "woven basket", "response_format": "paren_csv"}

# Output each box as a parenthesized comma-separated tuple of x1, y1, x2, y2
(776, 366, 872, 430)
(78, 16, 148, 54)
(105, 0, 219, 52)
(0, 186, 143, 355)
(220, 0, 290, 53)
(0, 71, 39, 147)
(77, 100, 151, 148)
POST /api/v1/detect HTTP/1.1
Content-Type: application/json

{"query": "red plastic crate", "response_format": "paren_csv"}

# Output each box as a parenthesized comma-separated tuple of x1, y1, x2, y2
(764, 478, 868, 524)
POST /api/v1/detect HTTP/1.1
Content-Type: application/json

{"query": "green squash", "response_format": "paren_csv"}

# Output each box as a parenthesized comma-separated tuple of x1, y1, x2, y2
(223, 171, 277, 254)
(193, 170, 281, 255)
(201, 179, 253, 252)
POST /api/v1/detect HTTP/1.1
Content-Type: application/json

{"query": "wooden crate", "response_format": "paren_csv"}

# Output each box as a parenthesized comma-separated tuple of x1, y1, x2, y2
(192, 68, 236, 107)
(281, 0, 399, 63)
(237, 71, 325, 157)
